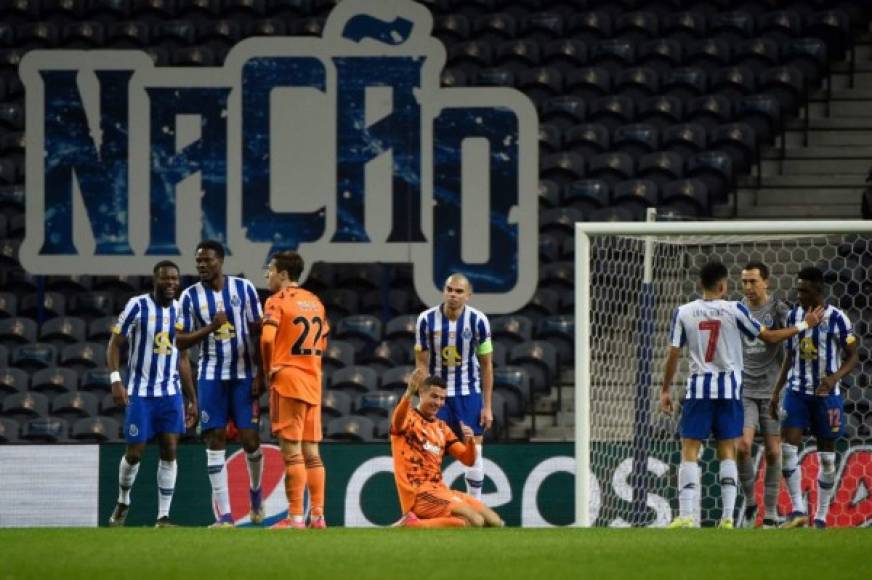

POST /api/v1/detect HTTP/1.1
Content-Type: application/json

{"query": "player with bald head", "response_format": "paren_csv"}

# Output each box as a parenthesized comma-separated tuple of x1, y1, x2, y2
(414, 273, 494, 502)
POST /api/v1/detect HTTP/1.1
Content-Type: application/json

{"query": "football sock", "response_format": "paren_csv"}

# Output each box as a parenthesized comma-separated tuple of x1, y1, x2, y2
(816, 452, 837, 522)
(284, 452, 307, 517)
(246, 448, 264, 492)
(738, 455, 756, 508)
(465, 444, 484, 501)
(305, 455, 325, 516)
(678, 461, 699, 520)
(407, 517, 467, 528)
(118, 456, 140, 505)
(157, 460, 177, 519)
(206, 449, 231, 517)
(781, 443, 805, 513)
(764, 454, 782, 518)
(719, 459, 738, 522)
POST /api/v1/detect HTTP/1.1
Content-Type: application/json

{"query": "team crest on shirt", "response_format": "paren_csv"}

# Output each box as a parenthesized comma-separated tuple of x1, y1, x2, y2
(763, 315, 774, 327)
(128, 424, 139, 437)
(231, 295, 241, 308)
(799, 337, 818, 361)
(201, 410, 210, 424)
(462, 328, 472, 340)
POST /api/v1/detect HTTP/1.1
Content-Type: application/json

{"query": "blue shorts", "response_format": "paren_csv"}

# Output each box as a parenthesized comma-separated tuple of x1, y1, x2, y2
(124, 395, 185, 443)
(782, 389, 845, 440)
(198, 378, 257, 431)
(680, 398, 743, 441)
(437, 391, 484, 437)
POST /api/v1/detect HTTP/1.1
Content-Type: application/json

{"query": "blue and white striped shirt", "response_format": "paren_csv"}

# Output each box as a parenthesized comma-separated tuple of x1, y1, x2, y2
(179, 276, 262, 381)
(112, 294, 182, 398)
(670, 299, 762, 400)
(785, 305, 854, 396)
(415, 305, 491, 397)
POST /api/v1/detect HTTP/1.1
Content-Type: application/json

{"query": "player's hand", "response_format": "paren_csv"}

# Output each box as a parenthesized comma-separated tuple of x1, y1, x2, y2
(185, 399, 199, 429)
(252, 374, 265, 398)
(480, 406, 493, 431)
(816, 375, 836, 397)
(211, 310, 228, 331)
(768, 397, 780, 421)
(659, 390, 673, 416)
(804, 306, 826, 328)
(111, 380, 128, 407)
(459, 421, 475, 441)
(407, 367, 427, 395)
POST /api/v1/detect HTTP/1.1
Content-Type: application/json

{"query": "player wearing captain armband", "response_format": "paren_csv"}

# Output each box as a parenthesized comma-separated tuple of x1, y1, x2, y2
(770, 267, 860, 529)
(415, 274, 494, 502)
(391, 368, 504, 528)
(660, 262, 823, 529)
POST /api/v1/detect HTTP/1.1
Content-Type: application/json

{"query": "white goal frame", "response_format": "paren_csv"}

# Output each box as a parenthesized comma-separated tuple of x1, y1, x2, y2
(574, 219, 872, 527)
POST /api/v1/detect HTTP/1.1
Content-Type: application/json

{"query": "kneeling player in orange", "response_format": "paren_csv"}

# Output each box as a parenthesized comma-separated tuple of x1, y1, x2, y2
(391, 368, 504, 528)
(261, 251, 328, 529)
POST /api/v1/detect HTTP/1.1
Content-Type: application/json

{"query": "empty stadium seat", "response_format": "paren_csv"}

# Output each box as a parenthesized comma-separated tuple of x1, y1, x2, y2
(21, 417, 69, 443)
(326, 415, 375, 442)
(20, 292, 65, 319)
(0, 416, 19, 443)
(588, 152, 635, 186)
(637, 95, 684, 131)
(60, 342, 106, 372)
(564, 123, 610, 159)
(2, 392, 49, 422)
(71, 416, 121, 443)
(0, 317, 37, 346)
(490, 315, 533, 346)
(662, 123, 707, 157)
(334, 315, 382, 354)
(541, 96, 587, 131)
(540, 152, 585, 188)
(11, 343, 56, 371)
(565, 67, 612, 102)
(51, 391, 99, 421)
(39, 316, 86, 345)
(686, 150, 734, 203)
(355, 390, 399, 418)
(323, 340, 355, 371)
(70, 291, 114, 317)
(542, 39, 587, 73)
(660, 178, 710, 217)
(509, 341, 558, 394)
(362, 341, 406, 373)
(322, 289, 359, 319)
(80, 369, 113, 393)
(709, 122, 757, 173)
(380, 366, 414, 393)
(330, 366, 378, 394)
(493, 365, 531, 417)
(322, 389, 352, 418)
(638, 151, 685, 188)
(613, 123, 660, 160)
(31, 367, 78, 396)
(0, 367, 28, 396)
(100, 392, 126, 422)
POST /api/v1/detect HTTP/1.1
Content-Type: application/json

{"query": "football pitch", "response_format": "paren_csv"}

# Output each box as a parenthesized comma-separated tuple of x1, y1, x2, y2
(1, 528, 869, 579)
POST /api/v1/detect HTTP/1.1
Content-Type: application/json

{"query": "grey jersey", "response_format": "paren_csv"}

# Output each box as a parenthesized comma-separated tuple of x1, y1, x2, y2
(740, 296, 791, 398)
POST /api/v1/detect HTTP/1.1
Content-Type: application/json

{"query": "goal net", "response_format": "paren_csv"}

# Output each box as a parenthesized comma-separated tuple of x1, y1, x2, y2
(574, 220, 872, 528)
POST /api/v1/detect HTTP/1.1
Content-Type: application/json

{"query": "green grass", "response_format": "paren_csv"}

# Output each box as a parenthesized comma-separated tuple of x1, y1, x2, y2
(1, 528, 870, 580)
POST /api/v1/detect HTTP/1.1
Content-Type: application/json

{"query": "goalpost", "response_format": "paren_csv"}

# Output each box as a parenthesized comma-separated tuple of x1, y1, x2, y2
(574, 219, 872, 528)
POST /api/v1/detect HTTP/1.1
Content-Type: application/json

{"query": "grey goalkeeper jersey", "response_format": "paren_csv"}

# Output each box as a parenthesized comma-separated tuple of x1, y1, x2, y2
(741, 296, 791, 398)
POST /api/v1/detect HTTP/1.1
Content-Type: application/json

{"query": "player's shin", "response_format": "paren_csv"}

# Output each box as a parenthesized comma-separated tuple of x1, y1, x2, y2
(157, 460, 177, 519)
(781, 443, 805, 513)
(737, 456, 756, 508)
(815, 451, 837, 524)
(246, 448, 264, 492)
(678, 462, 699, 520)
(465, 444, 484, 500)
(206, 449, 232, 517)
(719, 459, 738, 524)
(284, 453, 307, 522)
(764, 455, 781, 519)
(305, 455, 325, 517)
(118, 455, 140, 505)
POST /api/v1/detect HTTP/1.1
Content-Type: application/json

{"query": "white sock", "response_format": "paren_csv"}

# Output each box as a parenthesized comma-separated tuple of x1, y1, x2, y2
(677, 462, 699, 520)
(246, 448, 264, 491)
(720, 459, 738, 522)
(207, 449, 231, 517)
(781, 444, 805, 513)
(816, 452, 837, 523)
(738, 456, 756, 508)
(157, 460, 177, 519)
(118, 456, 140, 505)
(764, 455, 781, 518)
(465, 444, 484, 500)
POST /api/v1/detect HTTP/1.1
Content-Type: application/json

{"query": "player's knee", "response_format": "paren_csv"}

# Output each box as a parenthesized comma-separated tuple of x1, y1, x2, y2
(239, 430, 260, 453)
(765, 450, 780, 466)
(205, 428, 227, 450)
(125, 451, 143, 465)
(736, 439, 751, 457)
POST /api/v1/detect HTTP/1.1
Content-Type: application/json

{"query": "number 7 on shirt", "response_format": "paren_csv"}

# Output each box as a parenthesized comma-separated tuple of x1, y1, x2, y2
(698, 320, 721, 363)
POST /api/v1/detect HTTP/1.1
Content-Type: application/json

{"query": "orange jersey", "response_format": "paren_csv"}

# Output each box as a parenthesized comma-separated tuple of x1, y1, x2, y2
(262, 286, 328, 404)
(390, 397, 474, 514)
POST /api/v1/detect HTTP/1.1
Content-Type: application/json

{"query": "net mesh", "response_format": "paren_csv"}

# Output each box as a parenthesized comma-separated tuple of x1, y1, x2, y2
(585, 231, 872, 527)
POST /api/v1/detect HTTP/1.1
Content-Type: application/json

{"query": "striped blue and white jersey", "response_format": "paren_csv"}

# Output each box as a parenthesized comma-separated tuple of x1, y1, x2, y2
(670, 299, 762, 400)
(415, 305, 491, 397)
(112, 294, 182, 398)
(179, 276, 262, 381)
(785, 305, 854, 396)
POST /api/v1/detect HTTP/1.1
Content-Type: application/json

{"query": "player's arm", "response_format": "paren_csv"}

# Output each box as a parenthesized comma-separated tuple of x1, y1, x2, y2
(446, 422, 477, 466)
(757, 306, 824, 344)
(392, 368, 426, 434)
(478, 349, 494, 431)
(769, 351, 794, 420)
(248, 319, 265, 397)
(818, 337, 860, 397)
(178, 348, 198, 428)
(413, 313, 429, 372)
(260, 320, 277, 382)
(175, 293, 228, 350)
(107, 332, 128, 407)
(659, 346, 681, 415)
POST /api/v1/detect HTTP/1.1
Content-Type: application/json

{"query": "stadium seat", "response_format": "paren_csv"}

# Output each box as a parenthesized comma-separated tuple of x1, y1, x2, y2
(734, 37, 780, 76)
(151, 19, 197, 49)
(490, 315, 533, 346)
(264, 0, 313, 19)
(0, 367, 28, 396)
(198, 19, 242, 49)
(588, 96, 635, 133)
(60, 342, 106, 373)
(564, 123, 610, 160)
(686, 94, 733, 132)
(492, 366, 530, 418)
(541, 96, 587, 131)
(45, 275, 92, 294)
(805, 9, 851, 61)
(538, 124, 562, 155)
(590, 39, 635, 72)
(70, 291, 114, 317)
(539, 233, 560, 264)
(0, 239, 21, 268)
(39, 316, 86, 346)
(637, 96, 684, 132)
(322, 289, 359, 319)
(660, 179, 710, 218)
(661, 10, 707, 41)
(708, 10, 755, 42)
(334, 315, 383, 354)
(304, 262, 336, 292)
(21, 417, 69, 443)
(517, 67, 563, 105)
(374, 417, 391, 440)
(758, 66, 805, 116)
(612, 179, 659, 213)
(247, 18, 290, 37)
(0, 316, 37, 346)
(508, 341, 557, 394)
(495, 39, 541, 71)
(711, 65, 757, 100)
(447, 40, 493, 75)
(330, 366, 378, 394)
(542, 39, 588, 74)
(171, 45, 219, 67)
(17, 22, 62, 49)
(613, 124, 660, 160)
(662, 123, 707, 158)
(472, 12, 518, 43)
(434, 14, 471, 42)
(536, 315, 574, 365)
(539, 207, 582, 245)
(489, 390, 507, 439)
(322, 389, 352, 418)
(80, 369, 113, 394)
(20, 292, 66, 319)
(637, 38, 683, 73)
(735, 94, 782, 144)
(51, 391, 99, 421)
(100, 392, 126, 422)
(783, 37, 828, 86)
(563, 179, 610, 213)
(384, 314, 416, 343)
(0, 417, 19, 443)
(380, 366, 414, 393)
(686, 151, 734, 203)
(475, 67, 515, 89)
(757, 10, 802, 44)
(614, 67, 660, 99)
(31, 367, 79, 396)
(362, 341, 406, 374)
(335, 264, 382, 292)
(516, 288, 559, 321)
(587, 152, 635, 187)
(355, 390, 399, 418)
(61, 21, 106, 48)
(539, 262, 574, 292)
(441, 68, 468, 88)
(540, 152, 586, 188)
(106, 21, 151, 48)
(0, 101, 24, 132)
(686, 38, 731, 69)
(565, 67, 612, 102)
(87, 316, 117, 341)
(323, 340, 355, 372)
(71, 417, 121, 443)
(11, 343, 56, 371)
(361, 289, 411, 319)
(491, 340, 507, 368)
(524, 12, 565, 42)
(326, 415, 376, 442)
(2, 392, 49, 422)
(538, 179, 561, 209)
(709, 123, 757, 174)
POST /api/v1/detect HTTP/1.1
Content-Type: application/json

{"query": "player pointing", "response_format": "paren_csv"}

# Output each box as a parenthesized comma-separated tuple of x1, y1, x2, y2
(661, 261, 823, 528)
(770, 267, 859, 529)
